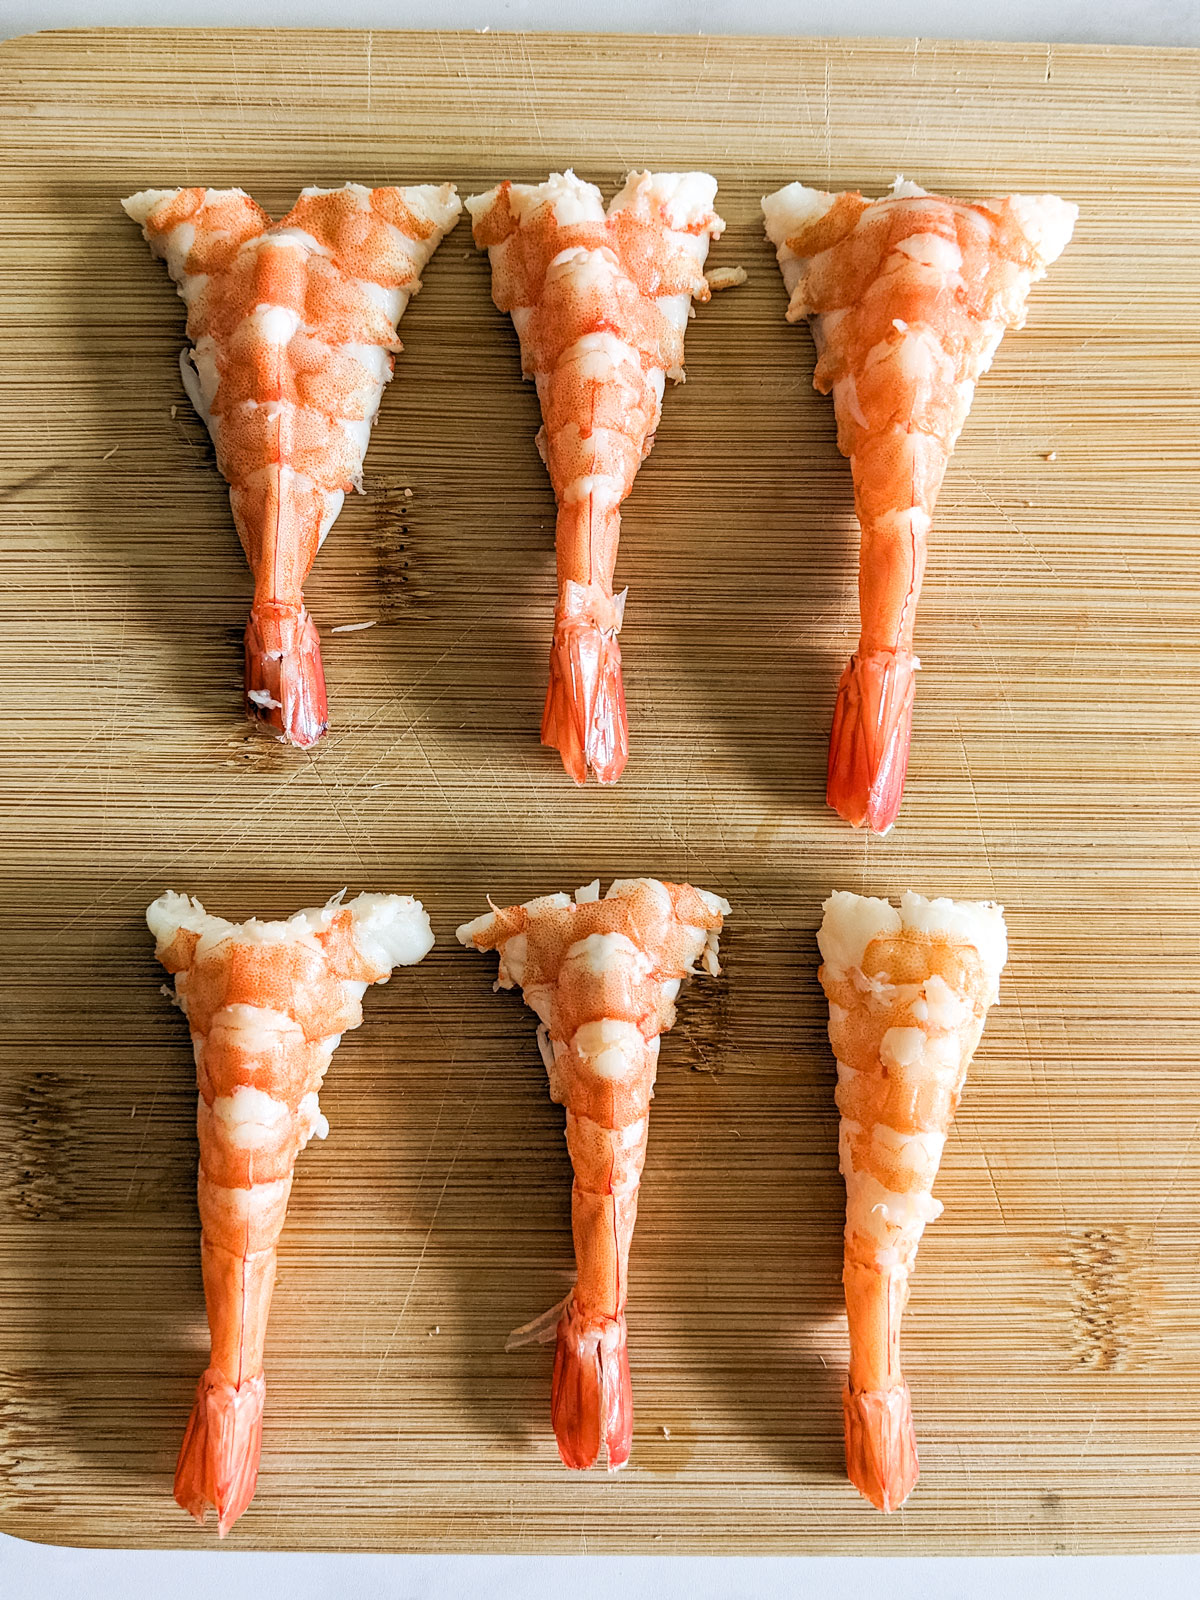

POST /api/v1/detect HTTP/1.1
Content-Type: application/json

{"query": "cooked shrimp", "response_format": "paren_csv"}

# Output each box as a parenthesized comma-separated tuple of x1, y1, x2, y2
(147, 889, 434, 1534)
(123, 183, 461, 747)
(817, 890, 1008, 1511)
(467, 171, 726, 785)
(763, 178, 1076, 832)
(457, 877, 729, 1469)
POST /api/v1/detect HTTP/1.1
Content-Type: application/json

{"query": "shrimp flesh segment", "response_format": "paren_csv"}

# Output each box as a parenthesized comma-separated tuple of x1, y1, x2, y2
(817, 890, 1008, 1511)
(467, 171, 726, 785)
(457, 877, 729, 1468)
(123, 183, 461, 747)
(763, 178, 1076, 832)
(148, 889, 434, 1534)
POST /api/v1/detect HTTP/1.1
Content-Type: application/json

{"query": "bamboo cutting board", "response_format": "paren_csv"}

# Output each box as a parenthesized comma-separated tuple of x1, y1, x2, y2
(1, 26, 1198, 1556)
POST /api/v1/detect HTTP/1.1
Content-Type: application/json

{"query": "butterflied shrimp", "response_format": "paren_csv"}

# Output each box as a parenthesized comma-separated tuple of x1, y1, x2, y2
(123, 182, 460, 747)
(147, 889, 434, 1534)
(457, 877, 729, 1469)
(817, 890, 1007, 1511)
(763, 178, 1076, 832)
(467, 171, 726, 785)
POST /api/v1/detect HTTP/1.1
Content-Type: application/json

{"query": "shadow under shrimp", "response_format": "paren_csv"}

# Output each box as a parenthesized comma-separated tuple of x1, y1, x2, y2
(64, 184, 247, 737)
(653, 485, 855, 813)
(0, 465, 56, 502)
(386, 951, 576, 1464)
(362, 240, 555, 778)
(644, 212, 857, 809)
(637, 925, 848, 1484)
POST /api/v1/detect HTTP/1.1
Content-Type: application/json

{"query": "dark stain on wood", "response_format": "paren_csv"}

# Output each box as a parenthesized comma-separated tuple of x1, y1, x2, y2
(672, 953, 733, 1076)
(366, 476, 426, 617)
(1063, 1227, 1157, 1373)
(0, 1071, 80, 1223)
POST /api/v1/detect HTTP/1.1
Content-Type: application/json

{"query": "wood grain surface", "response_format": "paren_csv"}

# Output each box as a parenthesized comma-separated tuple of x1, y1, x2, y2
(1, 26, 1198, 1556)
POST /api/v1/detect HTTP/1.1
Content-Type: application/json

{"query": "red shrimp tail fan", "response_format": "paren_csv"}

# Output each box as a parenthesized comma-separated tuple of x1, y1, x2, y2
(842, 1381, 919, 1513)
(826, 648, 918, 834)
(550, 1304, 633, 1472)
(244, 602, 329, 749)
(174, 1367, 267, 1537)
(541, 613, 629, 787)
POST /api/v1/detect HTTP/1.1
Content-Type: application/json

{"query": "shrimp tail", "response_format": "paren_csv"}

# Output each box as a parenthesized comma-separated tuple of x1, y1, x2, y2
(550, 1302, 633, 1471)
(244, 601, 329, 749)
(541, 606, 629, 787)
(842, 1381, 920, 1513)
(173, 1367, 267, 1536)
(826, 648, 918, 834)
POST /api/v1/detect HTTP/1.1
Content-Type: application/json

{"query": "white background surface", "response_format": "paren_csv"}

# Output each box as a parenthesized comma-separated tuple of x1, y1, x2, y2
(3, 0, 1200, 46)
(3, 1, 1199, 1596)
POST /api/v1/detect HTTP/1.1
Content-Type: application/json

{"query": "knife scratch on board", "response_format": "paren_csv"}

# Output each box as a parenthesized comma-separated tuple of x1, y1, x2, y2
(516, 34, 547, 159)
